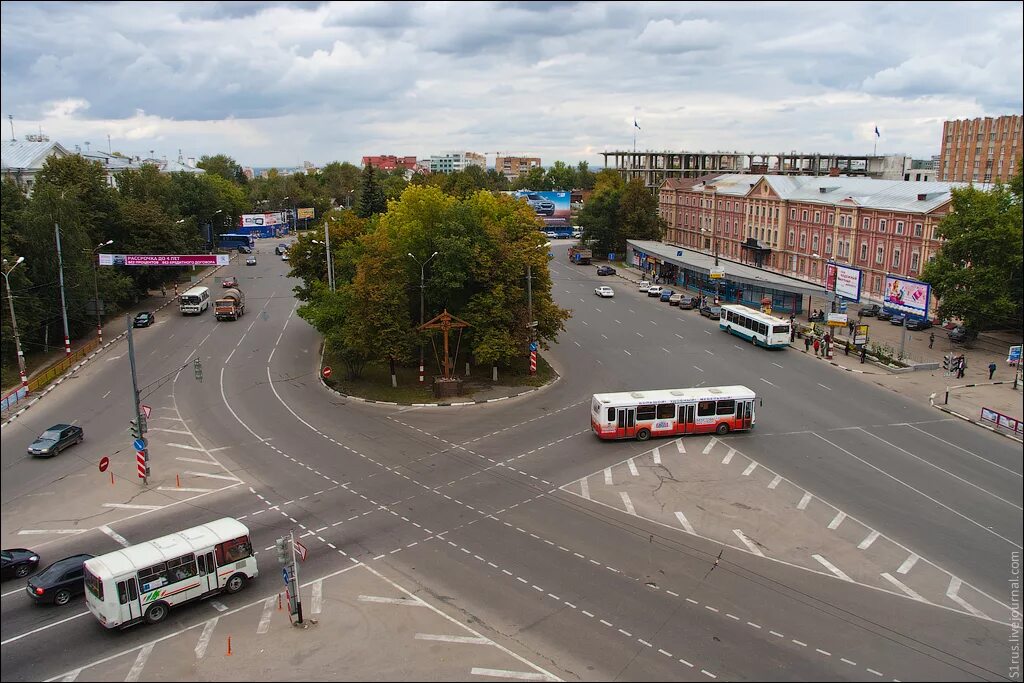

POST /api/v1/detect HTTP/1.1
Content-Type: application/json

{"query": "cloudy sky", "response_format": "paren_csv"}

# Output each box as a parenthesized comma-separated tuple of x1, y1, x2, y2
(2, 1, 1021, 168)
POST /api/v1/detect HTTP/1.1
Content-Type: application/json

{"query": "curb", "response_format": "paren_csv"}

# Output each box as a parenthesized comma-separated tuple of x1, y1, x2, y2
(928, 384, 1023, 443)
(796, 347, 877, 374)
(1, 264, 227, 429)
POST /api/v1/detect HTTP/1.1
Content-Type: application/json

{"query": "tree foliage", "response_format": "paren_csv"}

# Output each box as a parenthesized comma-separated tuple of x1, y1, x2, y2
(356, 164, 388, 218)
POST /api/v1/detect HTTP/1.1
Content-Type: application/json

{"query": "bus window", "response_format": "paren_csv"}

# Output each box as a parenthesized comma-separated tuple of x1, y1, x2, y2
(216, 536, 253, 566)
(716, 399, 735, 416)
(697, 401, 716, 417)
(606, 407, 615, 422)
(636, 405, 657, 421)
(656, 403, 675, 419)
(167, 553, 198, 582)
(85, 568, 104, 600)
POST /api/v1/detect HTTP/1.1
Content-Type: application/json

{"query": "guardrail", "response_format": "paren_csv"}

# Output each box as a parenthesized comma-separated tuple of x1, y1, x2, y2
(979, 406, 1024, 435)
(25, 338, 102, 394)
(0, 385, 28, 412)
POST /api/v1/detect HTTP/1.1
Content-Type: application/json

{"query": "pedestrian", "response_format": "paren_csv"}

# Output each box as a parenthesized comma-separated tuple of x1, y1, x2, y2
(860, 345, 867, 364)
(988, 361, 996, 380)
(813, 338, 820, 356)
(804, 335, 811, 352)
(844, 340, 850, 356)
(848, 320, 855, 336)
(957, 356, 966, 379)
(790, 327, 796, 343)
(160, 285, 166, 297)
(929, 331, 935, 349)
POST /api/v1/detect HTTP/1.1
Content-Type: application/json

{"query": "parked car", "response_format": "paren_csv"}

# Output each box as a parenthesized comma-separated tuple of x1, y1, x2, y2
(948, 326, 978, 344)
(281, 252, 289, 261)
(647, 285, 663, 297)
(246, 256, 257, 266)
(890, 313, 906, 326)
(571, 229, 582, 238)
(668, 293, 683, 306)
(877, 309, 894, 321)
(699, 304, 722, 320)
(596, 265, 616, 276)
(236, 246, 252, 254)
(659, 289, 675, 302)
(594, 286, 614, 298)
(860, 304, 881, 317)
(1, 548, 40, 579)
(905, 317, 932, 331)
(27, 424, 84, 457)
(275, 243, 288, 255)
(638, 280, 651, 293)
(133, 312, 155, 328)
(26, 554, 93, 606)
(677, 295, 697, 310)
(222, 276, 238, 288)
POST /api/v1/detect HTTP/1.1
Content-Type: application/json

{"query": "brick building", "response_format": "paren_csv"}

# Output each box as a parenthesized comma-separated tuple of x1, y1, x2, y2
(361, 155, 417, 171)
(495, 155, 541, 181)
(659, 174, 975, 302)
(938, 114, 1022, 184)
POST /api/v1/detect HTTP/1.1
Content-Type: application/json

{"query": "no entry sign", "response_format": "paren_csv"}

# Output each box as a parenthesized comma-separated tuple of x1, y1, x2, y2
(322, 366, 332, 379)
(98, 456, 110, 472)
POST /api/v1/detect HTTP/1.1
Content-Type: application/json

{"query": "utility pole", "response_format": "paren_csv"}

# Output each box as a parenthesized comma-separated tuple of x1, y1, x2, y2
(408, 251, 438, 384)
(290, 530, 303, 624)
(2, 257, 28, 389)
(324, 219, 334, 291)
(90, 240, 113, 343)
(55, 224, 71, 356)
(126, 315, 148, 484)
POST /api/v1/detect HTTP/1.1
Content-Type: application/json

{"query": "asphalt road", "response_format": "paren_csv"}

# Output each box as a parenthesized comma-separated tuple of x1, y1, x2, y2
(1, 240, 1018, 681)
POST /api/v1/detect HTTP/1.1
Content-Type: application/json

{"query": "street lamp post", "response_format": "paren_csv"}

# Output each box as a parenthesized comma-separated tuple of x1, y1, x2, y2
(90, 240, 114, 343)
(526, 242, 551, 376)
(311, 238, 335, 291)
(408, 251, 439, 384)
(2, 257, 28, 389)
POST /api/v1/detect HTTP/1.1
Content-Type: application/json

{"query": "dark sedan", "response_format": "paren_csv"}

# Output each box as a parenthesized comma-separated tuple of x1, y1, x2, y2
(27, 554, 93, 606)
(133, 311, 155, 328)
(860, 304, 881, 317)
(1, 549, 40, 580)
(905, 317, 933, 331)
(596, 266, 616, 276)
(890, 313, 906, 326)
(699, 304, 722, 320)
(677, 296, 697, 310)
(27, 424, 83, 457)
(877, 309, 894, 321)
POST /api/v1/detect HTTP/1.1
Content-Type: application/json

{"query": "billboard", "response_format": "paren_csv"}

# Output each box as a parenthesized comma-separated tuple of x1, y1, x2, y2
(512, 190, 572, 228)
(825, 262, 862, 302)
(883, 274, 931, 319)
(297, 208, 315, 220)
(99, 254, 230, 267)
(240, 212, 288, 238)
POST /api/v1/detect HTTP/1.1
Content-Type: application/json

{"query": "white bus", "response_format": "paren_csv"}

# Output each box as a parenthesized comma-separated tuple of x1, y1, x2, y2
(719, 304, 791, 348)
(592, 385, 757, 441)
(179, 286, 210, 315)
(83, 518, 258, 629)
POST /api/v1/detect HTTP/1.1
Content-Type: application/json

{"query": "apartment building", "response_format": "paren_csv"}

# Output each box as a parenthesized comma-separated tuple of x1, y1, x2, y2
(495, 155, 541, 181)
(362, 155, 418, 171)
(938, 114, 1022, 183)
(660, 174, 970, 301)
(429, 151, 486, 174)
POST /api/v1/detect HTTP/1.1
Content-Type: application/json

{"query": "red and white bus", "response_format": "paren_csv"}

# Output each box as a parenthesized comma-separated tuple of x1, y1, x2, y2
(591, 385, 757, 441)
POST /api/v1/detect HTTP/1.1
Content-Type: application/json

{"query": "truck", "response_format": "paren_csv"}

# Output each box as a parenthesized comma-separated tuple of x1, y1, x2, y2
(214, 288, 246, 321)
(567, 246, 592, 265)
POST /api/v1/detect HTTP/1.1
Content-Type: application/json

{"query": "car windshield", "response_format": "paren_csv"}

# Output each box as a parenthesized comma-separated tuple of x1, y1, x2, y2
(1, 551, 12, 561)
(40, 430, 62, 441)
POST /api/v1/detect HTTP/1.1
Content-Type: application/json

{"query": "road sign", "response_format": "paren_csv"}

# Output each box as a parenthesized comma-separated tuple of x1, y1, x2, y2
(710, 267, 725, 279)
(141, 404, 152, 419)
(133, 438, 146, 452)
(529, 341, 538, 352)
(98, 456, 110, 473)
(294, 540, 308, 562)
(322, 366, 332, 379)
(282, 566, 292, 584)
(136, 450, 148, 479)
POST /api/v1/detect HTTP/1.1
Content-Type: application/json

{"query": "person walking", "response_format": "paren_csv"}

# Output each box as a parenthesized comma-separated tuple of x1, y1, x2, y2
(813, 338, 820, 357)
(848, 320, 855, 336)
(957, 356, 967, 379)
(988, 361, 996, 380)
(929, 331, 935, 349)
(860, 345, 867, 364)
(804, 335, 811, 353)
(844, 340, 850, 356)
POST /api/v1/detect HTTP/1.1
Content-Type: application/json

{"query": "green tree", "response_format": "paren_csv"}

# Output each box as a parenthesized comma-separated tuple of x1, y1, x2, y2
(319, 161, 361, 208)
(380, 169, 410, 201)
(922, 161, 1023, 331)
(575, 161, 596, 190)
(512, 166, 549, 191)
(545, 161, 575, 191)
(356, 164, 388, 218)
(618, 178, 664, 249)
(198, 154, 246, 184)
(578, 185, 622, 255)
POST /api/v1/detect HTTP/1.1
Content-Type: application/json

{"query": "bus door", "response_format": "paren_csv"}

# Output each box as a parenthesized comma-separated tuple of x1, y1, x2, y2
(615, 408, 636, 439)
(678, 404, 696, 434)
(740, 400, 754, 430)
(116, 577, 141, 623)
(196, 551, 218, 593)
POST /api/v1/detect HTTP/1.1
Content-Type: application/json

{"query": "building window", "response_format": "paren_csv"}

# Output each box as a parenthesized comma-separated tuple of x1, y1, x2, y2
(879, 219, 887, 233)
(895, 221, 904, 235)
(863, 217, 870, 230)
(812, 234, 819, 251)
(799, 233, 807, 249)
(876, 245, 885, 264)
(892, 248, 901, 268)
(790, 208, 796, 220)
(788, 230, 795, 246)
(872, 275, 881, 293)
(802, 210, 808, 221)
(914, 222, 923, 237)
(860, 242, 868, 261)
(910, 251, 920, 272)
(814, 211, 821, 223)
(827, 213, 833, 224)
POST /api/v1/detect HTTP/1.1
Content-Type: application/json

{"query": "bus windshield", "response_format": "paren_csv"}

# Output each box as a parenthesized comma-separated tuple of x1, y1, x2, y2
(180, 295, 201, 305)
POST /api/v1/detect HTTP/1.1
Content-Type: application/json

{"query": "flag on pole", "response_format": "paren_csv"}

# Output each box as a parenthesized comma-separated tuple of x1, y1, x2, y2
(634, 118, 641, 131)
(874, 125, 880, 138)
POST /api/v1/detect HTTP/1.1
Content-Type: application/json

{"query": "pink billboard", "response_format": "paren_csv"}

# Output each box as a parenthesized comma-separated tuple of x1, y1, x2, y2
(99, 254, 230, 267)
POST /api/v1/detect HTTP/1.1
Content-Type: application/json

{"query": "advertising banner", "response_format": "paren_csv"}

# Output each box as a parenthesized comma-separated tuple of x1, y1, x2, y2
(826, 262, 862, 302)
(297, 208, 315, 220)
(99, 254, 229, 267)
(882, 274, 931, 319)
(513, 190, 572, 228)
(240, 212, 288, 238)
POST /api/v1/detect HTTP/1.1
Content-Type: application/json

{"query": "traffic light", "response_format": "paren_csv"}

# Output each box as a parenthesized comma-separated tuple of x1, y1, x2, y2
(275, 537, 289, 565)
(129, 418, 142, 439)
(942, 353, 951, 371)
(139, 414, 148, 434)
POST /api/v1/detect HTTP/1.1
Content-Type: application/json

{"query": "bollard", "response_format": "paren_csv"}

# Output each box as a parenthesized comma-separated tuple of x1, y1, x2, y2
(176, 473, 181, 488)
(226, 636, 232, 656)
(945, 388, 949, 405)
(278, 593, 283, 611)
(110, 471, 115, 485)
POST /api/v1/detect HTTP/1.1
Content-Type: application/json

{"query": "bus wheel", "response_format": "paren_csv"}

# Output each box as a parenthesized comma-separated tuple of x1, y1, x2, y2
(716, 423, 730, 435)
(225, 574, 246, 594)
(725, 326, 731, 335)
(636, 428, 651, 441)
(145, 602, 169, 624)
(751, 335, 757, 345)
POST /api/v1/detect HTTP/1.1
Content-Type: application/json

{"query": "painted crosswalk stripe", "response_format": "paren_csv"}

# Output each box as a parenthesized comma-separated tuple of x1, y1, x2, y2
(619, 492, 636, 516)
(946, 577, 988, 619)
(469, 669, 553, 681)
(880, 572, 927, 602)
(857, 530, 880, 550)
(702, 438, 717, 455)
(897, 553, 919, 575)
(604, 468, 613, 485)
(125, 643, 155, 682)
(184, 470, 240, 481)
(257, 596, 275, 633)
(627, 459, 639, 476)
(102, 503, 163, 511)
(415, 633, 490, 644)
(733, 529, 764, 556)
(195, 618, 218, 659)
(99, 525, 129, 547)
(676, 439, 685, 453)
(311, 579, 323, 615)
(60, 669, 82, 682)
(767, 475, 782, 489)
(741, 461, 757, 476)
(357, 595, 427, 606)
(652, 447, 661, 464)
(721, 448, 735, 464)
(674, 511, 695, 534)
(175, 456, 217, 465)
(812, 554, 852, 581)
(579, 477, 590, 499)
(827, 511, 846, 530)
(797, 492, 812, 510)
(17, 529, 86, 536)
(157, 486, 215, 492)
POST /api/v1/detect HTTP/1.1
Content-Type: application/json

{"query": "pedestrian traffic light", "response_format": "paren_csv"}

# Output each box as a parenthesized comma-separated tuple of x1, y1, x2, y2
(129, 418, 142, 439)
(275, 537, 289, 565)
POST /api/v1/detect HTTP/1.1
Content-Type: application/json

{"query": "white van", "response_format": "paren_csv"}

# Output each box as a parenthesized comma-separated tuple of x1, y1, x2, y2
(638, 280, 651, 293)
(179, 286, 210, 315)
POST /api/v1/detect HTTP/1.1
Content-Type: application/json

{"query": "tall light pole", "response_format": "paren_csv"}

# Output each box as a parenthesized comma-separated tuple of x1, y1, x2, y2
(90, 240, 113, 343)
(408, 251, 439, 384)
(311, 239, 335, 292)
(2, 257, 28, 389)
(54, 223, 71, 356)
(526, 242, 551, 376)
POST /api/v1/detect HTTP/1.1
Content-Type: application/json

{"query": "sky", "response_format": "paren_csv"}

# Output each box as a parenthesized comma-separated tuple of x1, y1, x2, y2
(1, 1, 1022, 169)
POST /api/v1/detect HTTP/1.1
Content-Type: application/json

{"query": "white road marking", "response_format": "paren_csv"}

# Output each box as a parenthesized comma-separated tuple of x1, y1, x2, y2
(692, 365, 704, 372)
(619, 491, 636, 515)
(741, 461, 757, 476)
(902, 424, 1022, 477)
(624, 349, 632, 356)
(175, 456, 217, 465)
(702, 438, 717, 454)
(946, 577, 988, 619)
(817, 383, 831, 391)
(579, 478, 590, 499)
(797, 492, 812, 510)
(768, 475, 781, 489)
(256, 596, 275, 633)
(0, 610, 90, 645)
(705, 349, 714, 355)
(635, 332, 644, 338)
(858, 531, 880, 550)
(210, 600, 228, 612)
(662, 347, 670, 354)
(102, 503, 162, 511)
(166, 442, 205, 451)
(733, 529, 764, 556)
(149, 427, 191, 435)
(772, 362, 783, 368)
(721, 448, 735, 464)
(194, 618, 218, 659)
(652, 447, 662, 464)
(627, 459, 639, 476)
(675, 333, 684, 340)
(17, 529, 87, 536)
(311, 579, 323, 615)
(157, 486, 215, 493)
(675, 511, 695, 534)
(415, 633, 490, 644)
(183, 470, 241, 482)
(880, 573, 927, 602)
(469, 669, 554, 681)
(357, 595, 427, 605)
(676, 440, 685, 453)
(60, 668, 82, 682)
(897, 553, 919, 575)
(125, 643, 154, 682)
(604, 468, 613, 485)
(99, 525, 129, 547)
(827, 511, 847, 530)
(760, 377, 777, 387)
(101, 391, 111, 399)
(812, 554, 852, 581)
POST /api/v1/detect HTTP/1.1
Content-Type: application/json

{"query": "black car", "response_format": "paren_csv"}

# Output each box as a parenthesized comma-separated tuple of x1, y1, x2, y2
(596, 266, 616, 276)
(699, 304, 722, 320)
(876, 309, 894, 321)
(905, 317, 932, 331)
(27, 554, 93, 605)
(860, 304, 881, 317)
(27, 424, 84, 457)
(275, 243, 288, 255)
(237, 246, 252, 254)
(890, 313, 906, 326)
(1, 549, 40, 580)
(133, 312, 155, 328)
(949, 326, 977, 344)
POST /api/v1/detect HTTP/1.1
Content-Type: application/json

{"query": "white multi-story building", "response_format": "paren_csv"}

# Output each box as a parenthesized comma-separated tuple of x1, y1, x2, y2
(429, 151, 486, 174)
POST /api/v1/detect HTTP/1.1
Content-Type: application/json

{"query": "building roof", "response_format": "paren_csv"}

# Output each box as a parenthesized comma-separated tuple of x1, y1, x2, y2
(1, 138, 71, 171)
(679, 174, 987, 214)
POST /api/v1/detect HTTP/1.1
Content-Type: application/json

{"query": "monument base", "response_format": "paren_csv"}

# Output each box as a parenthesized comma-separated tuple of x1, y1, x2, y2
(432, 377, 464, 399)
